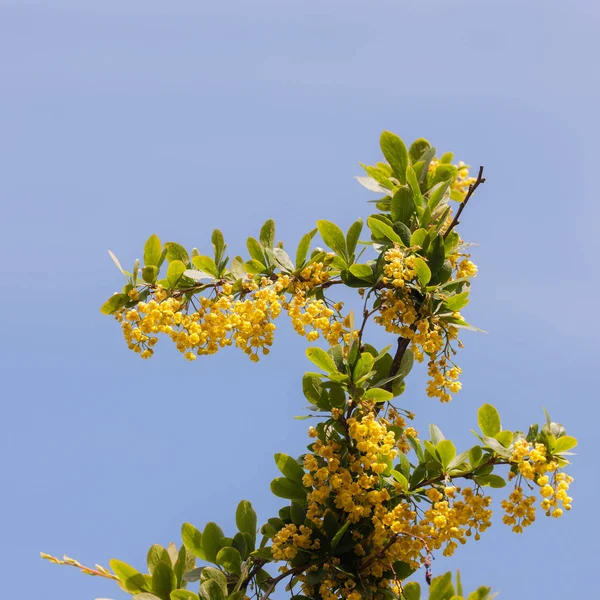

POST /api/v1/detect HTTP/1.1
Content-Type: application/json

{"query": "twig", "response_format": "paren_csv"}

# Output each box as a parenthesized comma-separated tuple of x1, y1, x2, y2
(259, 564, 308, 600)
(443, 166, 486, 239)
(383, 337, 411, 392)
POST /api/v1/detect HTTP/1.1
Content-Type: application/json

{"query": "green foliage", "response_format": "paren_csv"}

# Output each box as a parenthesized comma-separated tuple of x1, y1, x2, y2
(47, 130, 578, 600)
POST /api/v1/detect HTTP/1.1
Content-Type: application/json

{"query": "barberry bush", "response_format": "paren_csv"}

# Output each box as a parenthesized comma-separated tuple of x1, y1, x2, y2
(44, 131, 577, 600)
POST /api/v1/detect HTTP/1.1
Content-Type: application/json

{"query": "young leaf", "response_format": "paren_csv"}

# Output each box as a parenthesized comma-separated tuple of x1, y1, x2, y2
(274, 453, 305, 484)
(346, 218, 363, 258)
(409, 138, 431, 163)
(166, 261, 186, 287)
(413, 257, 431, 287)
(181, 524, 205, 560)
(152, 561, 177, 600)
(215, 547, 241, 575)
(147, 545, 171, 574)
(390, 186, 414, 224)
(211, 229, 226, 265)
(171, 591, 199, 600)
(553, 435, 578, 453)
(260, 219, 275, 248)
(110, 560, 149, 594)
(236, 500, 257, 544)
(317, 220, 347, 260)
(144, 234, 162, 267)
(363, 388, 393, 403)
(436, 440, 457, 470)
(100, 293, 129, 315)
(478, 404, 501, 437)
(445, 292, 470, 312)
(270, 478, 307, 504)
(246, 237, 265, 263)
(296, 229, 317, 267)
(367, 216, 403, 245)
(201, 523, 224, 563)
(191, 256, 218, 278)
(306, 347, 338, 373)
(164, 242, 190, 266)
(380, 131, 409, 184)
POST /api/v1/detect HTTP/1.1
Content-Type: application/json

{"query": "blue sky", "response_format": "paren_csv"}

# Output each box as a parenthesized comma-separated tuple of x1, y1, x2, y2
(2, 1, 599, 598)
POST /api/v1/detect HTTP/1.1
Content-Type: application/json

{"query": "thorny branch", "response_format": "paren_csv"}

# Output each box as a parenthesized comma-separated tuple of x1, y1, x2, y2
(444, 166, 486, 239)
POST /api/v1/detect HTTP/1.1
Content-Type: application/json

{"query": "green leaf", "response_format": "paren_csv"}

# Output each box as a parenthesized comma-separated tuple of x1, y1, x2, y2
(413, 257, 431, 287)
(200, 567, 228, 597)
(235, 500, 257, 545)
(428, 181, 450, 211)
(202, 523, 224, 563)
(397, 348, 414, 379)
(437, 440, 457, 470)
(393, 221, 412, 247)
(380, 131, 409, 184)
(167, 261, 187, 287)
(296, 229, 317, 267)
(232, 532, 248, 560)
(367, 216, 403, 245)
(391, 187, 414, 224)
(272, 248, 294, 272)
(427, 235, 445, 277)
(212, 229, 226, 265)
(192, 256, 219, 278)
(110, 559, 149, 594)
(260, 219, 275, 249)
(445, 292, 470, 312)
(406, 165, 423, 207)
(246, 237, 264, 263)
(306, 347, 338, 373)
(317, 220, 347, 260)
(147, 545, 171, 574)
(403, 582, 421, 600)
(152, 561, 177, 600)
(134, 595, 162, 600)
(469, 446, 483, 467)
(410, 228, 427, 247)
(250, 547, 274, 561)
(481, 435, 512, 458)
(164, 242, 190, 265)
(270, 477, 307, 504)
(171, 592, 199, 600)
(429, 572, 454, 600)
(142, 265, 159, 284)
(275, 454, 305, 484)
(409, 138, 431, 162)
(348, 264, 373, 280)
(330, 521, 350, 549)
(429, 424, 445, 445)
(100, 293, 129, 315)
(478, 404, 501, 437)
(302, 373, 323, 405)
(363, 388, 393, 403)
(553, 435, 578, 453)
(215, 547, 241, 575)
(391, 470, 409, 490)
(475, 474, 506, 488)
(467, 586, 494, 600)
(144, 235, 162, 267)
(199, 580, 225, 600)
(182, 523, 205, 560)
(346, 218, 364, 258)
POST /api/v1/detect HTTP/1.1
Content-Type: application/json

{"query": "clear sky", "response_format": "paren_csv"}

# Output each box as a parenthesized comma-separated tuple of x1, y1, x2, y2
(2, 1, 599, 599)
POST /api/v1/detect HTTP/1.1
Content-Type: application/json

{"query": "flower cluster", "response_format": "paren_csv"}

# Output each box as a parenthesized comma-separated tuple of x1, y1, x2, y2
(118, 281, 282, 363)
(375, 245, 476, 402)
(116, 268, 355, 362)
(502, 440, 574, 532)
(276, 406, 496, 600)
